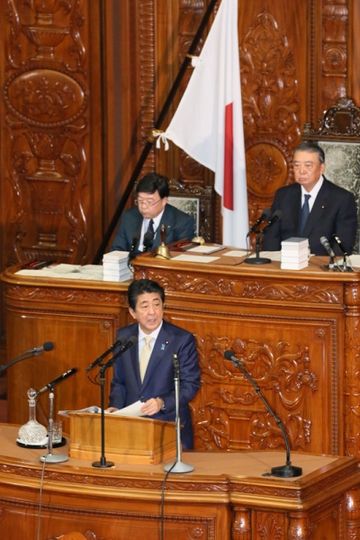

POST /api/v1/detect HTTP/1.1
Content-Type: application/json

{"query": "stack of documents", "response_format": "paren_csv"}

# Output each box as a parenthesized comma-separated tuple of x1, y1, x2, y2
(102, 251, 133, 281)
(281, 237, 309, 270)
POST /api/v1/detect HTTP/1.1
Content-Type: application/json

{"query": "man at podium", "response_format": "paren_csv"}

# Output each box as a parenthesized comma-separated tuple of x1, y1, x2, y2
(108, 279, 200, 449)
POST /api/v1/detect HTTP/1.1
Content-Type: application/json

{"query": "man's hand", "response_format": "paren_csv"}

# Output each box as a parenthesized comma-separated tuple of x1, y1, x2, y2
(140, 397, 164, 416)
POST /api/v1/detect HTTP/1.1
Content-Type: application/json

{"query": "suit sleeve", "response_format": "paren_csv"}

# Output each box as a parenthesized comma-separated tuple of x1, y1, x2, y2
(333, 191, 358, 254)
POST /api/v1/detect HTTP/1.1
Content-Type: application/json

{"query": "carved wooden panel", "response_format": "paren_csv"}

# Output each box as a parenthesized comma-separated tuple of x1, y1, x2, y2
(0, 0, 102, 267)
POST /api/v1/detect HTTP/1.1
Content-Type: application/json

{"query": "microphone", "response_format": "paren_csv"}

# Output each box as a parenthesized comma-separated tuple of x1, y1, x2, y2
(128, 236, 139, 266)
(86, 339, 124, 372)
(262, 209, 282, 232)
(320, 236, 341, 271)
(102, 336, 137, 370)
(332, 234, 347, 255)
(36, 367, 78, 395)
(32, 342, 55, 355)
(320, 235, 336, 258)
(0, 341, 55, 375)
(224, 350, 302, 478)
(173, 352, 180, 378)
(332, 235, 353, 272)
(248, 208, 271, 234)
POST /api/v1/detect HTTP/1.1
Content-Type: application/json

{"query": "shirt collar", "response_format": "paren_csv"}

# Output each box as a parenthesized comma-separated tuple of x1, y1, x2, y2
(138, 321, 163, 344)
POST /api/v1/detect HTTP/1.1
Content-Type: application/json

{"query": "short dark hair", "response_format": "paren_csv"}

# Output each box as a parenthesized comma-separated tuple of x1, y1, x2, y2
(128, 279, 165, 310)
(135, 173, 170, 198)
(294, 141, 325, 164)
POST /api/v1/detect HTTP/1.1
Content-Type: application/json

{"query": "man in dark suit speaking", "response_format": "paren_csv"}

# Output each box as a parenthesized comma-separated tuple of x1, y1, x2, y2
(108, 279, 200, 449)
(263, 141, 358, 255)
(111, 172, 196, 253)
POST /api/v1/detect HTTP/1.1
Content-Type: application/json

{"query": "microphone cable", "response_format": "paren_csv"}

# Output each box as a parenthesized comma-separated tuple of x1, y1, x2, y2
(159, 462, 176, 540)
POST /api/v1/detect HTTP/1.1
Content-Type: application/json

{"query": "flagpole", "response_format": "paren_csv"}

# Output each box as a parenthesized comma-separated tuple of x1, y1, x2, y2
(93, 0, 219, 263)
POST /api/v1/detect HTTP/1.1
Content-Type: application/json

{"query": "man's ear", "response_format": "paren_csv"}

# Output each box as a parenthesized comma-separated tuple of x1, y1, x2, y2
(129, 307, 136, 320)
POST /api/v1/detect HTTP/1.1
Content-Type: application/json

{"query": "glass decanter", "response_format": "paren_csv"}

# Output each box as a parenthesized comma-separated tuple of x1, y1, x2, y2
(17, 388, 48, 445)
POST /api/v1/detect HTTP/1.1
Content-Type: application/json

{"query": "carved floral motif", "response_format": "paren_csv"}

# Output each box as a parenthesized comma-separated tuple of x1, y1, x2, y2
(193, 335, 317, 451)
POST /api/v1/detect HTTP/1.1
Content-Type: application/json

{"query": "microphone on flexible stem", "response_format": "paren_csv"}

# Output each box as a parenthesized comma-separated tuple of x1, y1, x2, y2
(92, 335, 137, 470)
(224, 350, 302, 478)
(320, 236, 341, 272)
(247, 208, 271, 235)
(244, 210, 282, 265)
(39, 366, 77, 464)
(128, 236, 139, 268)
(0, 341, 55, 375)
(102, 336, 137, 370)
(86, 339, 124, 372)
(164, 353, 194, 474)
(36, 367, 78, 396)
(332, 234, 353, 272)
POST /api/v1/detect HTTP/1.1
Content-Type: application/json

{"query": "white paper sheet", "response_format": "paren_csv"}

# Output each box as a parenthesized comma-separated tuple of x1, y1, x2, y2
(172, 254, 220, 264)
(108, 400, 145, 417)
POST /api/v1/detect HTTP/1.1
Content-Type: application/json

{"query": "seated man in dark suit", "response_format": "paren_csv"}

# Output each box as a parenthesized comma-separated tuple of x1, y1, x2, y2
(108, 279, 201, 449)
(111, 172, 196, 253)
(263, 141, 358, 255)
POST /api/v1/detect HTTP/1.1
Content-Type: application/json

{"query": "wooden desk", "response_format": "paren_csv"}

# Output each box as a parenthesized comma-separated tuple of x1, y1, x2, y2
(132, 251, 360, 458)
(2, 253, 360, 458)
(0, 424, 359, 540)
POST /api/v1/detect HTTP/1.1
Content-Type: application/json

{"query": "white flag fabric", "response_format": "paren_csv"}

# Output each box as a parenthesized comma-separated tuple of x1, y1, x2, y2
(163, 0, 248, 247)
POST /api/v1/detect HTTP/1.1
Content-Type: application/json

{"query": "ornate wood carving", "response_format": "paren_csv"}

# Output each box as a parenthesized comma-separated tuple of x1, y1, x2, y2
(309, 0, 351, 126)
(232, 508, 251, 540)
(2, 0, 99, 266)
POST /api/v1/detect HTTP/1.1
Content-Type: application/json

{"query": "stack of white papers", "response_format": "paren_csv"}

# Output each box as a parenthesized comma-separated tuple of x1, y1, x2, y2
(281, 237, 310, 270)
(102, 251, 133, 281)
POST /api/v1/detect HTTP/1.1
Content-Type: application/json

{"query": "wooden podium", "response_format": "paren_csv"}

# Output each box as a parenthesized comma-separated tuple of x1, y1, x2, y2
(67, 412, 176, 464)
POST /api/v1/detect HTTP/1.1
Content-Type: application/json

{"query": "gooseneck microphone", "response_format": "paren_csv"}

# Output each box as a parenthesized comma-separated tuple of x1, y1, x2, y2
(320, 236, 341, 271)
(102, 336, 137, 370)
(36, 367, 78, 395)
(262, 209, 282, 232)
(224, 350, 302, 478)
(244, 210, 282, 266)
(247, 208, 271, 235)
(86, 339, 125, 372)
(0, 341, 55, 375)
(332, 234, 353, 272)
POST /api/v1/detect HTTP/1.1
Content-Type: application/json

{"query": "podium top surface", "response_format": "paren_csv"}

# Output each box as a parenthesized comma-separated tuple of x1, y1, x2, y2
(1, 424, 359, 510)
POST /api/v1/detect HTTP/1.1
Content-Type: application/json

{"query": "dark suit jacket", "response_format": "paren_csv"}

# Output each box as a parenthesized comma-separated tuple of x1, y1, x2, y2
(109, 321, 200, 449)
(262, 178, 358, 255)
(111, 203, 196, 252)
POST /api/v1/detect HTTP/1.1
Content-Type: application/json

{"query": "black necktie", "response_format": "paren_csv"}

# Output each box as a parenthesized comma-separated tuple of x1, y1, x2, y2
(299, 194, 311, 235)
(143, 219, 155, 251)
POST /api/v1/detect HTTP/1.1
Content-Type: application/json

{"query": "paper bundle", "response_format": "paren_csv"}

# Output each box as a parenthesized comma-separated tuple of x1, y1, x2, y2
(102, 251, 133, 281)
(281, 237, 309, 270)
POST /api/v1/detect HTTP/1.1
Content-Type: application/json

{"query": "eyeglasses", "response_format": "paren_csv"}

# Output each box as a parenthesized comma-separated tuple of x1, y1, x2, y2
(135, 198, 162, 208)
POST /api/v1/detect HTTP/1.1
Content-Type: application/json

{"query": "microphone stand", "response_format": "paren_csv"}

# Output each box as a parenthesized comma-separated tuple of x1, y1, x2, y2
(244, 231, 271, 265)
(227, 355, 302, 478)
(40, 386, 68, 463)
(92, 363, 114, 468)
(164, 354, 194, 473)
(0, 348, 44, 375)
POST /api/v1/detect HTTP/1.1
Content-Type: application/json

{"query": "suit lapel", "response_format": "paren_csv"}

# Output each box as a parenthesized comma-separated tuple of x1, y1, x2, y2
(141, 324, 170, 385)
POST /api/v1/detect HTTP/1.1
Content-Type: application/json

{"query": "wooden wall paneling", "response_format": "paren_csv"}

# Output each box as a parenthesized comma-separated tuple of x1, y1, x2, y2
(0, 0, 103, 267)
(2, 273, 129, 425)
(309, 0, 351, 126)
(239, 1, 308, 223)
